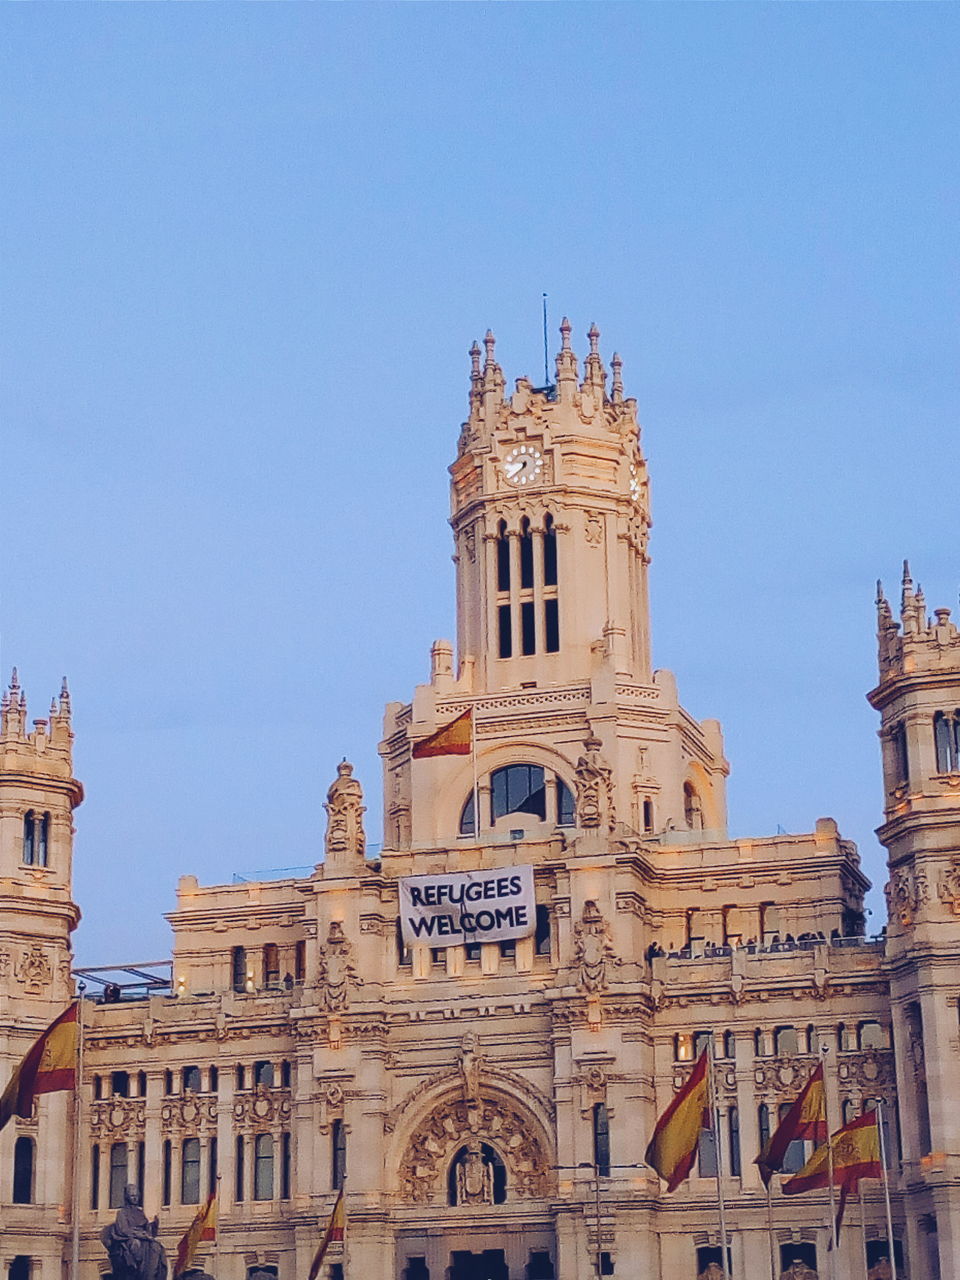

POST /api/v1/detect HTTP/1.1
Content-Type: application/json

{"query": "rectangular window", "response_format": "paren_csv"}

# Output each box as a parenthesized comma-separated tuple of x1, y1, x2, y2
(535, 904, 551, 956)
(232, 946, 247, 994)
(728, 1108, 741, 1176)
(520, 531, 534, 589)
(162, 1140, 172, 1206)
(281, 1060, 291, 1089)
(496, 537, 510, 592)
(544, 598, 559, 653)
(136, 1141, 145, 1200)
(182, 1066, 201, 1094)
(281, 1132, 291, 1200)
(109, 1143, 129, 1209)
(236, 1064, 246, 1091)
(91, 1144, 100, 1210)
(254, 1134, 274, 1201)
(642, 798, 654, 833)
(254, 1060, 274, 1087)
(111, 1071, 129, 1098)
(498, 605, 512, 658)
(543, 523, 557, 586)
(779, 1102, 805, 1173)
(263, 944, 280, 988)
(235, 1135, 245, 1202)
(332, 1119, 346, 1190)
(521, 601, 536, 655)
(295, 940, 306, 984)
(208, 1136, 218, 1197)
(593, 1103, 611, 1177)
(465, 940, 482, 961)
(181, 1137, 201, 1204)
(697, 1126, 718, 1178)
(209, 1066, 218, 1094)
(498, 938, 516, 960)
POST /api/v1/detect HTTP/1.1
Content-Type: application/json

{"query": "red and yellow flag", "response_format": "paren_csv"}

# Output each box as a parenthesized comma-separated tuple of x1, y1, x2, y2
(782, 1109, 883, 1234)
(308, 1191, 345, 1280)
(644, 1050, 710, 1192)
(411, 708, 472, 759)
(174, 1193, 217, 1277)
(756, 1062, 827, 1187)
(0, 1003, 79, 1131)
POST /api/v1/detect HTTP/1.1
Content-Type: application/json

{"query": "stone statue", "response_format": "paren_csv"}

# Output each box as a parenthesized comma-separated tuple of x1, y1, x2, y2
(317, 920, 362, 1011)
(779, 1262, 818, 1280)
(455, 1141, 494, 1205)
(867, 1260, 892, 1280)
(697, 1264, 726, 1280)
(324, 760, 366, 861)
(573, 900, 619, 992)
(459, 1031, 483, 1105)
(100, 1184, 167, 1280)
(574, 735, 615, 832)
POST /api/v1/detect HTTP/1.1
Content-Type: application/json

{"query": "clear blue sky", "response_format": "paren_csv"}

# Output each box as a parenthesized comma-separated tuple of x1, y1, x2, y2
(2, 4, 957, 966)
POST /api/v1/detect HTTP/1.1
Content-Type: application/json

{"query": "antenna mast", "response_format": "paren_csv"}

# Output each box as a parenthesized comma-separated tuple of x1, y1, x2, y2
(542, 293, 549, 387)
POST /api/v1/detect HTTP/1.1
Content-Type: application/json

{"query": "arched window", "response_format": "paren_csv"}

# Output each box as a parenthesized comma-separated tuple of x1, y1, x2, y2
(496, 520, 510, 592)
(262, 944, 280, 989)
(13, 1136, 34, 1204)
(232, 947, 247, 994)
(491, 764, 545, 823)
(459, 792, 476, 837)
(557, 779, 575, 826)
(683, 783, 703, 831)
(496, 521, 511, 659)
(22, 812, 34, 866)
(447, 1143, 506, 1205)
(592, 1103, 610, 1176)
(331, 1119, 346, 1190)
(543, 514, 557, 586)
(181, 1137, 201, 1204)
(253, 1134, 273, 1200)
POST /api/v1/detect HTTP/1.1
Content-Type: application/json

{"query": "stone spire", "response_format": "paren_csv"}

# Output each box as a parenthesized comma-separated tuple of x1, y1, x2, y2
(611, 352, 624, 405)
(555, 317, 578, 400)
(581, 322, 606, 394)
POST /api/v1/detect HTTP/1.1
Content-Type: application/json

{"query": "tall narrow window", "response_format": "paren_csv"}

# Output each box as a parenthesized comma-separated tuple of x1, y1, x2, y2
(779, 1102, 805, 1173)
(36, 814, 49, 867)
(208, 1137, 218, 1197)
(181, 1138, 201, 1204)
(758, 1104, 770, 1152)
(22, 812, 34, 866)
(13, 1136, 34, 1204)
(294, 941, 306, 984)
(162, 1140, 172, 1206)
(891, 723, 909, 785)
(208, 1066, 218, 1094)
(332, 1119, 346, 1190)
(281, 1060, 291, 1089)
(544, 598, 559, 653)
(642, 798, 654, 834)
(934, 711, 959, 773)
(109, 1143, 129, 1209)
(253, 1134, 274, 1201)
(91, 1144, 100, 1210)
(521, 601, 536, 655)
(236, 1064, 246, 1091)
(234, 1136, 245, 1202)
(182, 1066, 200, 1094)
(543, 514, 557, 586)
(535, 904, 552, 956)
(697, 1126, 717, 1177)
(557, 779, 575, 826)
(498, 605, 512, 659)
(496, 521, 510, 591)
(519, 518, 534, 589)
(232, 947, 247, 994)
(592, 1103, 611, 1177)
(396, 919, 412, 966)
(281, 1132, 291, 1199)
(728, 1107, 741, 1177)
(262, 944, 280, 989)
(459, 793, 476, 838)
(136, 1141, 145, 1200)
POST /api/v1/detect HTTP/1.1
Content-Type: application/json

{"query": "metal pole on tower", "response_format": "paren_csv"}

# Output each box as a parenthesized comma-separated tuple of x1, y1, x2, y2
(542, 294, 549, 387)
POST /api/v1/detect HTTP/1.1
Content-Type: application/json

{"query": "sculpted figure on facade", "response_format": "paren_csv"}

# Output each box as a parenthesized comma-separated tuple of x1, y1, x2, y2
(574, 735, 615, 832)
(16, 943, 52, 993)
(454, 1141, 494, 1205)
(573, 900, 619, 992)
(317, 920, 361, 1011)
(324, 760, 366, 860)
(459, 1031, 483, 1105)
(779, 1262, 817, 1280)
(100, 1184, 167, 1280)
(697, 1264, 726, 1280)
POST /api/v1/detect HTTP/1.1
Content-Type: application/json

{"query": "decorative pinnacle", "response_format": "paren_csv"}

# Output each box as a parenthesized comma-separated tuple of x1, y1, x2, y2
(588, 322, 600, 355)
(560, 317, 572, 351)
(469, 341, 481, 377)
(59, 676, 71, 717)
(483, 330, 496, 366)
(611, 352, 623, 403)
(10, 667, 19, 692)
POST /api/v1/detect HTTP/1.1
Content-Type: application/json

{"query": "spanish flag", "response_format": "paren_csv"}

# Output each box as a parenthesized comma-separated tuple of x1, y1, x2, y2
(308, 1191, 345, 1280)
(411, 708, 472, 759)
(756, 1062, 827, 1187)
(645, 1050, 710, 1192)
(174, 1193, 217, 1277)
(0, 1003, 79, 1131)
(782, 1109, 883, 1235)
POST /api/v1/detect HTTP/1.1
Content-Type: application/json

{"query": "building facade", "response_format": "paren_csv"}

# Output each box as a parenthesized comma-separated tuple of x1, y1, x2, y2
(1, 326, 959, 1280)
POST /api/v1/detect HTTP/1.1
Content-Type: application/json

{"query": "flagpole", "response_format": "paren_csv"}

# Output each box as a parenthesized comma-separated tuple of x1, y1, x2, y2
(858, 1187, 869, 1280)
(708, 1040, 730, 1278)
(820, 1045, 840, 1269)
(71, 986, 86, 1280)
(876, 1100, 898, 1280)
(471, 708, 480, 840)
(765, 1184, 778, 1280)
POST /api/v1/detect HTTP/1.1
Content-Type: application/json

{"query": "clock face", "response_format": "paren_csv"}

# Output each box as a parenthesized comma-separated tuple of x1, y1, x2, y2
(502, 445, 543, 487)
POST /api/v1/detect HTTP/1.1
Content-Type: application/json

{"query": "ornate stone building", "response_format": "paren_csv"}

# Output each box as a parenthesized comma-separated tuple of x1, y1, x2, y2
(2, 326, 959, 1280)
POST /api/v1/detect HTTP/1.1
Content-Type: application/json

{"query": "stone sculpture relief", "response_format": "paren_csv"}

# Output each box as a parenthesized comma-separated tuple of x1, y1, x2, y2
(884, 864, 928, 926)
(317, 920, 362, 1011)
(16, 943, 52, 993)
(937, 860, 960, 915)
(573, 900, 620, 992)
(459, 1032, 483, 1105)
(324, 761, 366, 860)
(454, 1141, 494, 1205)
(779, 1262, 818, 1280)
(574, 735, 615, 832)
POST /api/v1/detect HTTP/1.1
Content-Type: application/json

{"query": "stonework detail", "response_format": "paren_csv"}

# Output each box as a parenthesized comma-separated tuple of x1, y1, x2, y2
(324, 761, 366, 860)
(937, 859, 960, 914)
(884, 864, 929, 925)
(573, 900, 619, 992)
(574, 736, 615, 831)
(317, 920, 362, 1011)
(16, 944, 52, 992)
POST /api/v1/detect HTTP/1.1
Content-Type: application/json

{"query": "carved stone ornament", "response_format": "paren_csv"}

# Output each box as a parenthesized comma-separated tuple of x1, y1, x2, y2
(584, 511, 604, 547)
(0, 949, 10, 978)
(454, 1140, 494, 1205)
(324, 761, 366, 861)
(16, 943, 52, 993)
(780, 1264, 818, 1280)
(697, 1265, 727, 1280)
(884, 864, 928, 926)
(459, 1032, 483, 1105)
(400, 1095, 549, 1205)
(574, 735, 615, 832)
(573, 900, 620, 993)
(937, 860, 960, 915)
(318, 920, 362, 1012)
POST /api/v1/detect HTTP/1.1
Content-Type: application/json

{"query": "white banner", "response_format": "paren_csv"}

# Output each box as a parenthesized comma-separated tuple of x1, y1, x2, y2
(399, 865, 535, 948)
